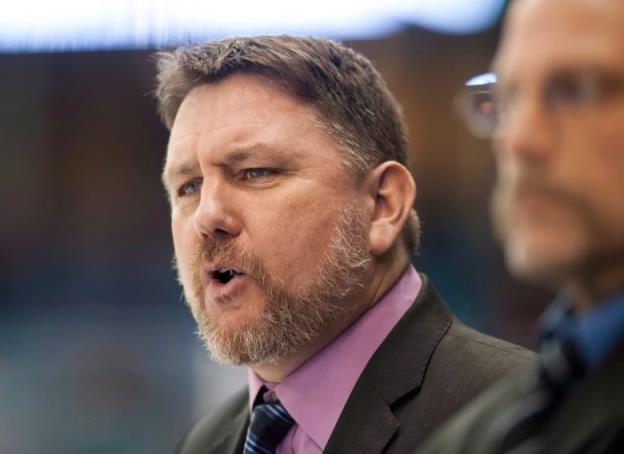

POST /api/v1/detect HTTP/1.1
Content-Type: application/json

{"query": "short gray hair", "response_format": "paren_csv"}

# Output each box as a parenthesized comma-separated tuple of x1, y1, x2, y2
(154, 35, 419, 253)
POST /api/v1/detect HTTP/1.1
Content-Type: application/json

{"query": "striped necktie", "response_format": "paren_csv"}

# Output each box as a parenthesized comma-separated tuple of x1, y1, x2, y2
(244, 401, 295, 454)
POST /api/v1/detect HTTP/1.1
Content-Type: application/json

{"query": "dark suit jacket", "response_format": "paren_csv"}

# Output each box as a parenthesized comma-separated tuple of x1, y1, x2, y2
(417, 338, 624, 453)
(176, 276, 535, 454)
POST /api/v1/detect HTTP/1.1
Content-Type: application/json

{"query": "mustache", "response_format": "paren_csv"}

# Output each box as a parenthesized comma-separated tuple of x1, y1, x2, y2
(192, 236, 267, 283)
(495, 176, 593, 219)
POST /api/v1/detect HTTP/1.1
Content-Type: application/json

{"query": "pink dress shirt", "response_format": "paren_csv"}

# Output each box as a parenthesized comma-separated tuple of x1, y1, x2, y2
(248, 265, 422, 453)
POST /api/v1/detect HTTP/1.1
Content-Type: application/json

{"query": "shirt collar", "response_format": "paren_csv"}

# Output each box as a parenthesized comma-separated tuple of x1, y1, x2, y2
(247, 265, 422, 450)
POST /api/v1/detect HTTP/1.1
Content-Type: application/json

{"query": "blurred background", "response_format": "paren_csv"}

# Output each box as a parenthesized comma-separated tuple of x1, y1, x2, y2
(0, 1, 554, 452)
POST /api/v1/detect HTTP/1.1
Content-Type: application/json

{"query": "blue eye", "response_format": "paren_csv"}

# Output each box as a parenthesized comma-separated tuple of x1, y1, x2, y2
(179, 179, 201, 196)
(244, 168, 275, 180)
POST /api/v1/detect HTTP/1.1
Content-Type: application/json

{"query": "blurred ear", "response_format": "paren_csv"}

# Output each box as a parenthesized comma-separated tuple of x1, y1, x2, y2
(366, 161, 416, 256)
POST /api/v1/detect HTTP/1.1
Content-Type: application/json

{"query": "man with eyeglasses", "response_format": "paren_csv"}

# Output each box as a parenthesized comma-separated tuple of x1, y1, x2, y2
(418, 0, 624, 452)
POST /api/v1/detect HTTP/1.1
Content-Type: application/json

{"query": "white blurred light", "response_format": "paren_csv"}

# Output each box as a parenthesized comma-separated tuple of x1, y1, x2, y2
(466, 72, 497, 87)
(0, 0, 506, 52)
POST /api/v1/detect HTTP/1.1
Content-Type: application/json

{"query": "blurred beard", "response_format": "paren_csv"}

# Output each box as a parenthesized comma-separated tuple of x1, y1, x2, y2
(183, 201, 373, 366)
(490, 175, 598, 281)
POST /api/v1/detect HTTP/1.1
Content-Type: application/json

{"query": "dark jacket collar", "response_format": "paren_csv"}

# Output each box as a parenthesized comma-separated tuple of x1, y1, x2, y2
(325, 275, 452, 454)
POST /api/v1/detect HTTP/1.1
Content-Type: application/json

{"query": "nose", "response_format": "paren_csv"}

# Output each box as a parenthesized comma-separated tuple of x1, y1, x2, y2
(193, 180, 242, 238)
(493, 94, 558, 166)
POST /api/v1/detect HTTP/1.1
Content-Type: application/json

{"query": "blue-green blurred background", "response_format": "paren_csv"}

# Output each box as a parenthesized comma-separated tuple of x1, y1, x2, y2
(0, 2, 553, 452)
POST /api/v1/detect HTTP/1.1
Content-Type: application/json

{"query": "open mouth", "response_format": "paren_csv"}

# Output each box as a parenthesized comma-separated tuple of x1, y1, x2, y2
(211, 268, 245, 285)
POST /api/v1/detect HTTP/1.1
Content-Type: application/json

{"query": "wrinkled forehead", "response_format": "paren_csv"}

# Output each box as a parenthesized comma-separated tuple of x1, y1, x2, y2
(493, 0, 624, 80)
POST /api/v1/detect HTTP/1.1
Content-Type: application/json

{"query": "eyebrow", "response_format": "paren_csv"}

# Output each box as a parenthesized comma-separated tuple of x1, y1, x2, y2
(161, 143, 294, 188)
(161, 162, 200, 197)
(220, 144, 292, 166)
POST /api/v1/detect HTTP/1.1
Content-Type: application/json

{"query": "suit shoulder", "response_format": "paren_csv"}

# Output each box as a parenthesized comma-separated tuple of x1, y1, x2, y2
(426, 318, 536, 397)
(175, 387, 249, 454)
(445, 317, 535, 364)
(417, 373, 531, 453)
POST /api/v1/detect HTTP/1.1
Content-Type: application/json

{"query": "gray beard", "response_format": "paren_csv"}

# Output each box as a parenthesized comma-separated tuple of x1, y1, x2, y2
(186, 201, 373, 366)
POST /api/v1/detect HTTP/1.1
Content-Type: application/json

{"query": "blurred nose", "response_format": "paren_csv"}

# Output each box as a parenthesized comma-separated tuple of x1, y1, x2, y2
(493, 94, 558, 166)
(193, 180, 241, 238)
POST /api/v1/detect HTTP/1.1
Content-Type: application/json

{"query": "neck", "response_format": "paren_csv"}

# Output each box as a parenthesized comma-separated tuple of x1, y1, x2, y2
(564, 257, 624, 313)
(250, 247, 411, 383)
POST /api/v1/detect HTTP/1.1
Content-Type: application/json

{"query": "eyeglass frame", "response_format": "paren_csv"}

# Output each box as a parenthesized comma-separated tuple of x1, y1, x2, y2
(455, 68, 624, 139)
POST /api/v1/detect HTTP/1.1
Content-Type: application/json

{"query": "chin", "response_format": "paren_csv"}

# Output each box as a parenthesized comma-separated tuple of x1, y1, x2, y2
(504, 229, 588, 285)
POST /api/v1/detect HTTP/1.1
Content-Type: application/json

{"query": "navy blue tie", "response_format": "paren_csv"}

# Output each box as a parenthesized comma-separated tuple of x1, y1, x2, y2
(244, 401, 295, 454)
(493, 304, 586, 453)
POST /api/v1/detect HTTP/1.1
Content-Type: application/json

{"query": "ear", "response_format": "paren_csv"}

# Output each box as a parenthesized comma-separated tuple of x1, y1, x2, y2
(366, 161, 417, 256)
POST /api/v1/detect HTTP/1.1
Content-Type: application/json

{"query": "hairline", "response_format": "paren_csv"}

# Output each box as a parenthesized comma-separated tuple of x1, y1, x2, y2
(166, 72, 374, 175)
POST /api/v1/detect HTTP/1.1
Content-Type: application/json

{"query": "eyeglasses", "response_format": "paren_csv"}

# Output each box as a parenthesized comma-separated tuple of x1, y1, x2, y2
(455, 69, 624, 139)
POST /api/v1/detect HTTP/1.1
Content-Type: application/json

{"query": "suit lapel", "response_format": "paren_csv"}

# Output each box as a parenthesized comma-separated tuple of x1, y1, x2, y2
(209, 409, 249, 454)
(324, 276, 452, 454)
(323, 377, 399, 454)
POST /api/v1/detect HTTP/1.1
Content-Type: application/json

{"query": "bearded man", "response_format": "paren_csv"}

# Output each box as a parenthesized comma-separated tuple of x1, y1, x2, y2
(419, 0, 624, 452)
(156, 36, 533, 454)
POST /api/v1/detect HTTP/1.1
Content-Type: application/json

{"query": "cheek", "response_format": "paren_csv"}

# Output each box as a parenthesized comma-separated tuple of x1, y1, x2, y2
(493, 150, 519, 189)
(590, 159, 624, 245)
(252, 195, 346, 282)
(490, 158, 518, 221)
(171, 217, 197, 282)
(581, 125, 624, 192)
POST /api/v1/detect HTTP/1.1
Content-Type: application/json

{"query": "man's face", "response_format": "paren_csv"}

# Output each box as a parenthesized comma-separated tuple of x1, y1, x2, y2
(491, 0, 624, 284)
(163, 74, 373, 365)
